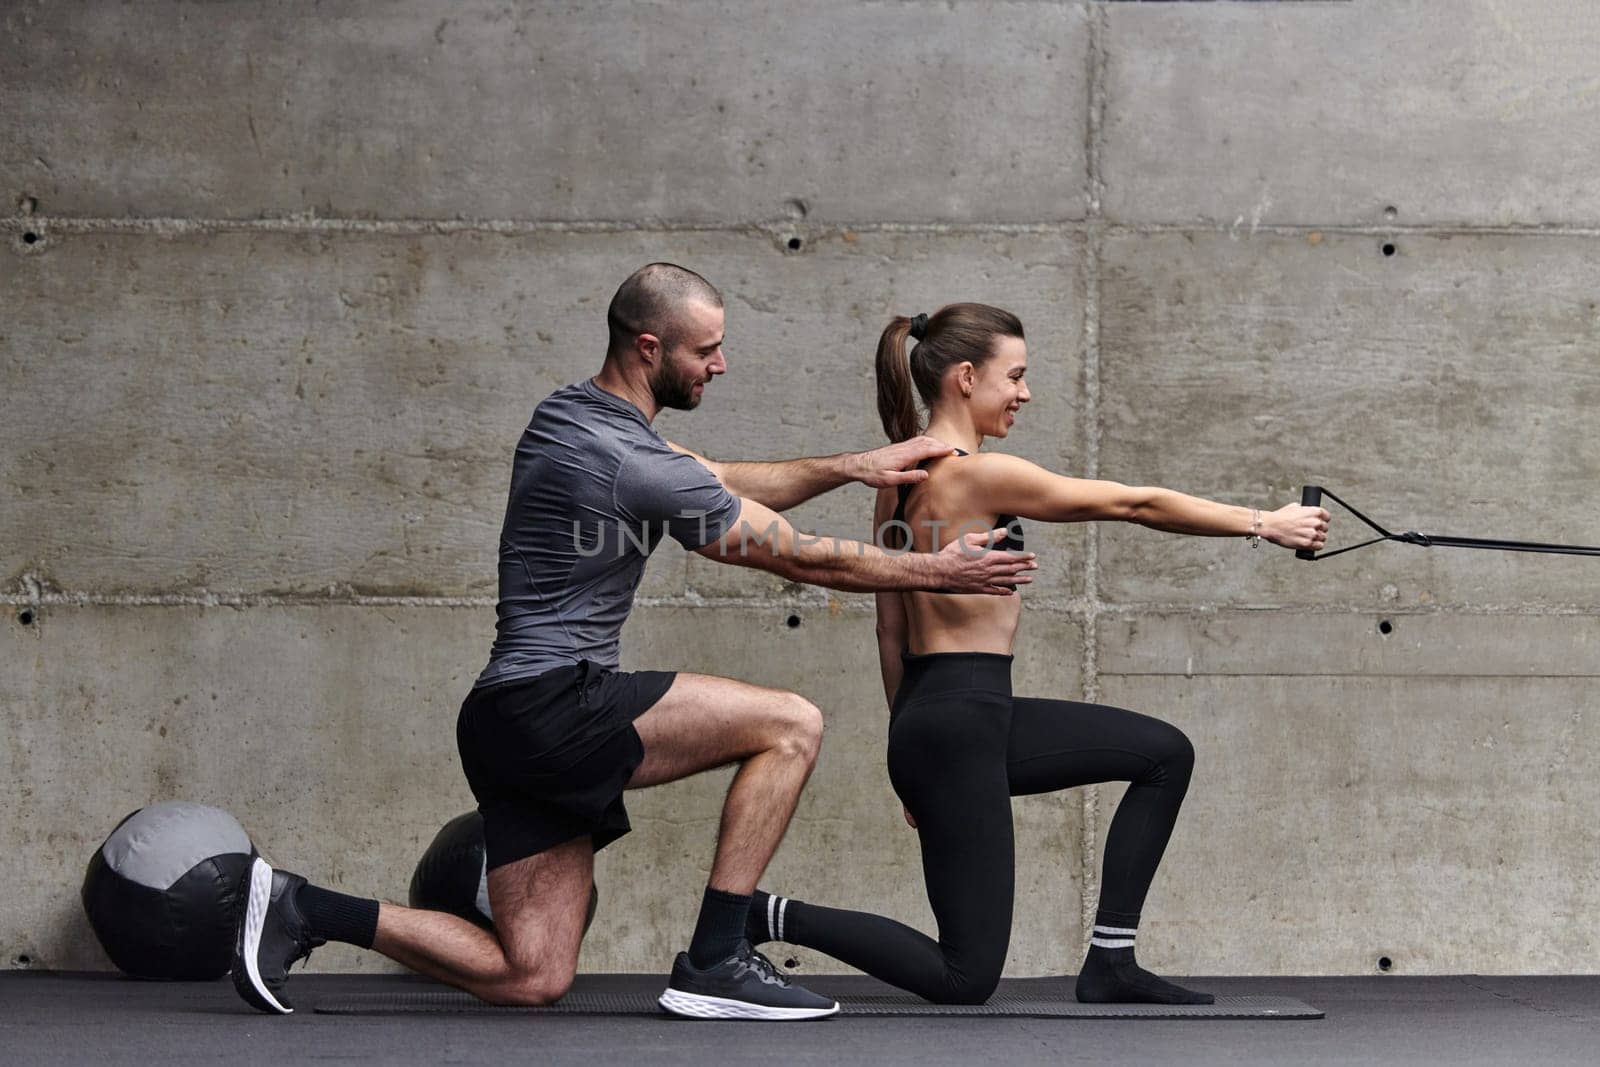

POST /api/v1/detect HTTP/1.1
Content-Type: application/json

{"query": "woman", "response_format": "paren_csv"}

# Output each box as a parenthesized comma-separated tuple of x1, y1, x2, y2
(746, 304, 1328, 1004)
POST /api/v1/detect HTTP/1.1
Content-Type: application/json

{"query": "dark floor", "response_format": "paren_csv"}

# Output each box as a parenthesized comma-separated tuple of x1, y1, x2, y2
(5, 971, 1599, 1066)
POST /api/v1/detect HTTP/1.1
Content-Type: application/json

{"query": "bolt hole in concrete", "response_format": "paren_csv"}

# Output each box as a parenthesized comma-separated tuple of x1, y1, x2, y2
(1377, 956, 1394, 972)
(1381, 241, 1397, 257)
(17, 609, 35, 626)
(22, 231, 39, 244)
(786, 614, 802, 629)
(1378, 619, 1393, 636)
(13, 954, 31, 967)
(1383, 205, 1398, 219)
(786, 236, 803, 251)
(785, 958, 800, 969)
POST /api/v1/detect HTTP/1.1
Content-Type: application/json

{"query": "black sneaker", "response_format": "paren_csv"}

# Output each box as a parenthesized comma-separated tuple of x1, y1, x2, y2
(230, 857, 325, 1014)
(659, 940, 839, 1020)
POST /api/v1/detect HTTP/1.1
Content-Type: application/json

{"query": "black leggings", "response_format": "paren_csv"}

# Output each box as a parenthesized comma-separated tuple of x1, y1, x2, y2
(780, 651, 1194, 1004)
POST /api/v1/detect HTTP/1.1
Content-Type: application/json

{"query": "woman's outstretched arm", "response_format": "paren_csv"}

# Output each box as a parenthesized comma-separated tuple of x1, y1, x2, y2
(963, 453, 1329, 551)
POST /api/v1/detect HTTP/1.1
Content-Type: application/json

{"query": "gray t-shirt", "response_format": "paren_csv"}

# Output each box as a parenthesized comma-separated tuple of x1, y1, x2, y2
(475, 379, 741, 688)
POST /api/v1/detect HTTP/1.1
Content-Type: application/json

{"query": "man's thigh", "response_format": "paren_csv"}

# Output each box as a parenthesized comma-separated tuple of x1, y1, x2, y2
(627, 672, 812, 790)
(487, 835, 595, 976)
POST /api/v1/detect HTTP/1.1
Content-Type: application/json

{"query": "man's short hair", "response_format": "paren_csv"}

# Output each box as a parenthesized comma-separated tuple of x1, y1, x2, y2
(606, 263, 723, 355)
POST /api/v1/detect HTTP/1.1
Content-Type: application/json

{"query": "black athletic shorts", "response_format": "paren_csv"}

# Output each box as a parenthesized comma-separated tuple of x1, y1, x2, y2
(456, 660, 677, 869)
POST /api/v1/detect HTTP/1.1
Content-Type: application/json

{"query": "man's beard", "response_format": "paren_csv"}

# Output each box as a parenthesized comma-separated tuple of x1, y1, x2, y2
(650, 354, 704, 410)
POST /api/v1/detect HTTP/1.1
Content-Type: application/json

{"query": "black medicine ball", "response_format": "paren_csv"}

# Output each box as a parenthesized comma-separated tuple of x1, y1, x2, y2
(409, 811, 597, 932)
(409, 811, 494, 929)
(81, 801, 256, 980)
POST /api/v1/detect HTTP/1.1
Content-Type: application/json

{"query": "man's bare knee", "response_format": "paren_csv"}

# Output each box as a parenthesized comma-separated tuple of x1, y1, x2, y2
(773, 693, 823, 763)
(492, 963, 575, 1006)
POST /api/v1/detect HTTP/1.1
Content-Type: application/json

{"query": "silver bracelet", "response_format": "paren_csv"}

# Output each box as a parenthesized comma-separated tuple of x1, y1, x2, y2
(1247, 508, 1262, 548)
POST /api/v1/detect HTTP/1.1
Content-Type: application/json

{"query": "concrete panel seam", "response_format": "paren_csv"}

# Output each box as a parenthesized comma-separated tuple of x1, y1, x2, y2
(11, 217, 1600, 240)
(4, 591, 1594, 619)
(1107, 671, 1600, 680)
(0, 216, 1078, 239)
(1077, 0, 1111, 948)
(0, 591, 1086, 625)
(1096, 602, 1600, 618)
(1102, 221, 1600, 239)
(0, 590, 497, 609)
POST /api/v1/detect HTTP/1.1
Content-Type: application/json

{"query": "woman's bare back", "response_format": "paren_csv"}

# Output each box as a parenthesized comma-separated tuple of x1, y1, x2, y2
(876, 454, 1022, 655)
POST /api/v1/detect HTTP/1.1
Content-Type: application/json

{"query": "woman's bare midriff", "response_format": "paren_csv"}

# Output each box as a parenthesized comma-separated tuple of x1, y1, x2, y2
(903, 588, 1020, 656)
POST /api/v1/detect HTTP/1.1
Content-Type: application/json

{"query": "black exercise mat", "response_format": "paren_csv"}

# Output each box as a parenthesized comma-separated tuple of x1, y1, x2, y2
(315, 988, 1322, 1020)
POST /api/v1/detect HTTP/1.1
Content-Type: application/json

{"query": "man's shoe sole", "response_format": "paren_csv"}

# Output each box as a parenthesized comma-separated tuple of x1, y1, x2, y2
(657, 987, 840, 1020)
(231, 857, 293, 1015)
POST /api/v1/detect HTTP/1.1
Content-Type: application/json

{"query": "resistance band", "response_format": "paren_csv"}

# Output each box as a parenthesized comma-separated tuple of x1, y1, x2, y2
(1294, 486, 1600, 562)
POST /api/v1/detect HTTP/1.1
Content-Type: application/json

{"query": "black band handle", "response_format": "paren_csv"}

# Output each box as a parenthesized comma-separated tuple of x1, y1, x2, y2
(1295, 485, 1323, 560)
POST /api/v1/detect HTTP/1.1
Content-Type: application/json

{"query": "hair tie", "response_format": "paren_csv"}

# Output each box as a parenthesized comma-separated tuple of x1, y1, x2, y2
(908, 313, 929, 341)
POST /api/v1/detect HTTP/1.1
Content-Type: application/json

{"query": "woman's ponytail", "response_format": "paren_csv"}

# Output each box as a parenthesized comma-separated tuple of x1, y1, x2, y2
(875, 317, 921, 442)
(874, 303, 1024, 443)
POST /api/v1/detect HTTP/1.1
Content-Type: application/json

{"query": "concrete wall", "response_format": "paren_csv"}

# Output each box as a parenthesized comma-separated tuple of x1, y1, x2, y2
(3, 0, 1597, 978)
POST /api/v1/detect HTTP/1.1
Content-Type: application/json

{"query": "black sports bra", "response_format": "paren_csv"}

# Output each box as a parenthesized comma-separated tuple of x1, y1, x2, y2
(890, 448, 1025, 553)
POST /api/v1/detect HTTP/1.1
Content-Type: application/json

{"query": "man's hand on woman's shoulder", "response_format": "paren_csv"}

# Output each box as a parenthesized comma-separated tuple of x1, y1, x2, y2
(848, 435, 956, 488)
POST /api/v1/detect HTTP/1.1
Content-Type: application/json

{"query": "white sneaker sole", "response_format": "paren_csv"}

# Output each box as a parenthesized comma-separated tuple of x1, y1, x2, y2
(237, 857, 293, 1015)
(658, 987, 840, 1020)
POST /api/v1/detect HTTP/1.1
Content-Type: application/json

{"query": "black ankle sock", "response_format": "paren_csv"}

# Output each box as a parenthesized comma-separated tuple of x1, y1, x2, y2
(1075, 908, 1211, 1005)
(746, 890, 774, 945)
(688, 887, 752, 968)
(1075, 945, 1213, 1005)
(296, 883, 380, 949)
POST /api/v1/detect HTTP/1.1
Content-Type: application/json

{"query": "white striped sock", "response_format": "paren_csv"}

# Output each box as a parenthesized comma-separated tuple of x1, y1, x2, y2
(777, 897, 790, 941)
(1090, 923, 1137, 949)
(766, 894, 780, 941)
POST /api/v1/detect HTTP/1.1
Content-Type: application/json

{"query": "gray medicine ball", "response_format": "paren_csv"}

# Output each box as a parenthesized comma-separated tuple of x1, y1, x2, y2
(81, 801, 256, 980)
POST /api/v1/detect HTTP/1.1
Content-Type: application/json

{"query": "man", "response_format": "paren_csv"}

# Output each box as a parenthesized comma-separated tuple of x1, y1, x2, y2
(231, 263, 1037, 1020)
